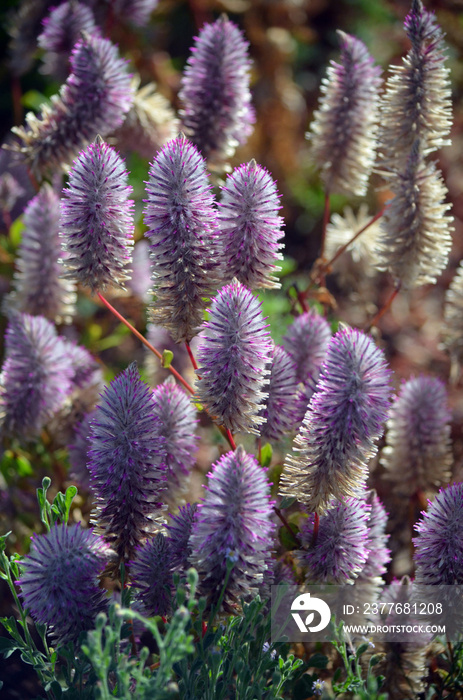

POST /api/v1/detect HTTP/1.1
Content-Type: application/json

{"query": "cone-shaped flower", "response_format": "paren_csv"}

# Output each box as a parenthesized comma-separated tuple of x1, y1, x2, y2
(376, 142, 453, 288)
(189, 446, 275, 611)
(179, 15, 254, 166)
(166, 503, 198, 572)
(152, 380, 199, 501)
(378, 0, 452, 171)
(361, 490, 390, 579)
(382, 376, 452, 496)
(60, 137, 134, 293)
(282, 309, 332, 388)
(195, 280, 272, 436)
(12, 33, 133, 176)
(144, 135, 222, 343)
(19, 523, 110, 645)
(413, 483, 463, 585)
(217, 160, 284, 290)
(307, 30, 382, 197)
(259, 345, 300, 442)
(298, 497, 370, 584)
(5, 184, 76, 322)
(130, 533, 174, 617)
(0, 313, 74, 439)
(88, 363, 166, 567)
(279, 326, 392, 512)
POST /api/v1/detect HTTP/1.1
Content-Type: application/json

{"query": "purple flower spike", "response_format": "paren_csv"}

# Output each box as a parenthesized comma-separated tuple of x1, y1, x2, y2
(0, 313, 74, 439)
(361, 490, 390, 579)
(260, 345, 300, 442)
(218, 161, 284, 290)
(282, 309, 332, 387)
(113, 0, 159, 27)
(307, 30, 382, 197)
(280, 327, 392, 512)
(298, 497, 370, 584)
(6, 184, 76, 322)
(382, 376, 452, 496)
(130, 533, 173, 617)
(152, 381, 198, 501)
(189, 446, 275, 611)
(60, 137, 134, 293)
(144, 135, 222, 343)
(166, 503, 198, 572)
(413, 483, 463, 586)
(179, 15, 254, 166)
(19, 523, 109, 645)
(195, 280, 273, 436)
(88, 362, 166, 567)
(12, 33, 133, 176)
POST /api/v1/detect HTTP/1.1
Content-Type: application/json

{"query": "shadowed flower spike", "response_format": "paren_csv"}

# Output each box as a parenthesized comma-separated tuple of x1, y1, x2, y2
(361, 490, 390, 579)
(442, 261, 463, 370)
(60, 137, 134, 293)
(87, 362, 167, 567)
(0, 313, 74, 439)
(152, 380, 199, 502)
(413, 483, 463, 585)
(381, 376, 452, 496)
(113, 0, 159, 27)
(282, 310, 332, 387)
(5, 184, 76, 322)
(378, 0, 452, 170)
(19, 523, 110, 645)
(195, 280, 273, 435)
(376, 142, 453, 288)
(307, 30, 382, 197)
(130, 533, 174, 617)
(189, 446, 275, 611)
(298, 497, 370, 584)
(179, 15, 255, 166)
(259, 345, 300, 442)
(144, 135, 222, 343)
(166, 503, 198, 572)
(218, 161, 284, 290)
(279, 326, 392, 512)
(38, 1, 99, 79)
(12, 33, 133, 176)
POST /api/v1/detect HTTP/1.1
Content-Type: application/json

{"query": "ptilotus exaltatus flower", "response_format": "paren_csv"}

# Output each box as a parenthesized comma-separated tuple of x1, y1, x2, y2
(217, 160, 284, 290)
(87, 363, 166, 568)
(12, 33, 133, 176)
(259, 344, 300, 442)
(307, 30, 382, 197)
(144, 135, 222, 343)
(18, 523, 110, 645)
(60, 136, 134, 293)
(5, 184, 76, 323)
(178, 15, 254, 167)
(166, 503, 198, 572)
(189, 446, 275, 611)
(0, 313, 74, 439)
(279, 327, 392, 513)
(195, 279, 272, 436)
(381, 376, 452, 497)
(130, 533, 174, 617)
(378, 0, 452, 171)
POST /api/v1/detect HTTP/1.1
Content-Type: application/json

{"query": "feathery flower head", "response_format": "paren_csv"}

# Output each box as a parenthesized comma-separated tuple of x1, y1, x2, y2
(376, 142, 453, 288)
(298, 497, 370, 584)
(152, 380, 199, 500)
(189, 446, 275, 610)
(179, 15, 255, 166)
(0, 313, 74, 439)
(259, 344, 300, 442)
(382, 376, 452, 496)
(12, 33, 133, 176)
(218, 160, 284, 290)
(60, 136, 134, 293)
(413, 483, 463, 585)
(19, 523, 109, 645)
(88, 362, 166, 566)
(5, 184, 76, 322)
(307, 30, 382, 197)
(378, 0, 452, 170)
(166, 503, 198, 572)
(195, 280, 272, 435)
(143, 135, 222, 343)
(325, 204, 381, 276)
(279, 326, 392, 512)
(130, 533, 173, 617)
(282, 310, 331, 387)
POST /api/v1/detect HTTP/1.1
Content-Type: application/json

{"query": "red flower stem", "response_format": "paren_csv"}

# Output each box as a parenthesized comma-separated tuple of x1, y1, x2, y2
(185, 341, 199, 371)
(225, 428, 236, 450)
(273, 506, 298, 543)
(365, 280, 402, 333)
(97, 292, 195, 396)
(257, 436, 262, 463)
